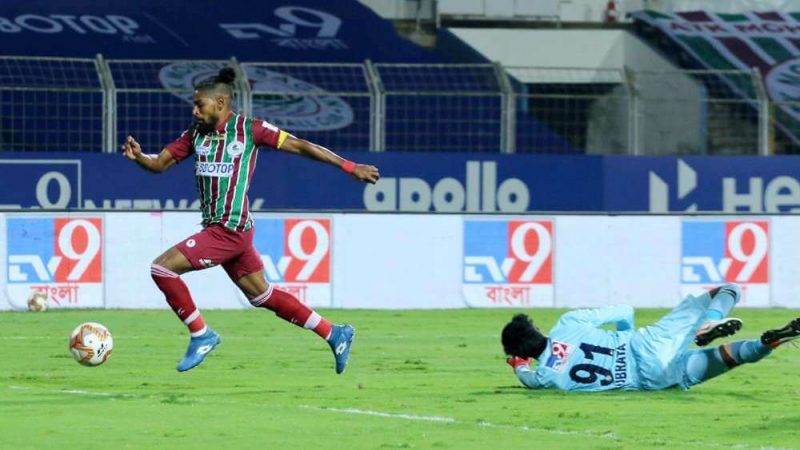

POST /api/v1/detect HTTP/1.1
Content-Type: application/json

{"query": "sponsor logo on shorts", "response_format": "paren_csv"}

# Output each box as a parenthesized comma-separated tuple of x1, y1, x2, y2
(199, 258, 216, 268)
(186, 239, 196, 248)
(196, 162, 235, 177)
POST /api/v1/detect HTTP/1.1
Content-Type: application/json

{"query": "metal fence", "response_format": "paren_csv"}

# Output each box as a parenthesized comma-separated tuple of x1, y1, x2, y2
(0, 55, 797, 155)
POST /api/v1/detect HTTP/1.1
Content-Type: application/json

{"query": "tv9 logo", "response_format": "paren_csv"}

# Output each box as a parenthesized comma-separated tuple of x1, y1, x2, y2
(5, 217, 103, 309)
(253, 218, 331, 306)
(462, 220, 554, 307)
(681, 220, 769, 305)
(7, 218, 102, 283)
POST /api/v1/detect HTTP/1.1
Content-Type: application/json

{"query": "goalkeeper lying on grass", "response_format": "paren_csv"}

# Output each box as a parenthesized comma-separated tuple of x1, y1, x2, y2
(501, 284, 799, 391)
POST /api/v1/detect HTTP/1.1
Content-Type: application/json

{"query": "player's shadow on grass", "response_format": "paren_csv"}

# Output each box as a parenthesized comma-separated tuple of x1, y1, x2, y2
(476, 386, 573, 398)
(483, 386, 672, 398)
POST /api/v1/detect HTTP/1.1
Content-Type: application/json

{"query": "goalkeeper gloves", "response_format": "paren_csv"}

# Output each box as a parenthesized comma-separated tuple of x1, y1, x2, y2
(506, 356, 531, 369)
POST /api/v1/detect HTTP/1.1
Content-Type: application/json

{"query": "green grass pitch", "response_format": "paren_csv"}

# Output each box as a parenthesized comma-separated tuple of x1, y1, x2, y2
(1, 308, 799, 449)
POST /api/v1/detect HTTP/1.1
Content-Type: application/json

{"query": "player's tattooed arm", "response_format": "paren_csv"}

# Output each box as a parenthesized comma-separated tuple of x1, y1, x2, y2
(278, 134, 380, 184)
(121, 136, 177, 173)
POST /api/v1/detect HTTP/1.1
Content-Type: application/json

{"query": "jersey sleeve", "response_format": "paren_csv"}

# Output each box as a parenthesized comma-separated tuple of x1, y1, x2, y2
(252, 119, 289, 149)
(557, 305, 635, 331)
(514, 365, 542, 389)
(165, 128, 194, 163)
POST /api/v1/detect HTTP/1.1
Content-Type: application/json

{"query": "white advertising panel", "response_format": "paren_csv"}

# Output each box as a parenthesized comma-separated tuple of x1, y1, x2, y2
(102, 212, 238, 310)
(605, 216, 682, 308)
(332, 214, 464, 309)
(679, 219, 771, 307)
(555, 216, 682, 309)
(3, 212, 800, 311)
(461, 218, 554, 307)
(251, 216, 333, 308)
(761, 216, 800, 308)
(4, 214, 104, 310)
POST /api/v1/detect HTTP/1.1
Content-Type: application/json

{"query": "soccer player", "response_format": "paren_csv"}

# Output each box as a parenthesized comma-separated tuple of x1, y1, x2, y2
(122, 67, 379, 373)
(501, 284, 800, 391)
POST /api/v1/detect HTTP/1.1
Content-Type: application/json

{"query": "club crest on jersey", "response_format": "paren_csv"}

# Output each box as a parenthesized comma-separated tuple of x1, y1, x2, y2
(544, 341, 573, 373)
(226, 141, 245, 158)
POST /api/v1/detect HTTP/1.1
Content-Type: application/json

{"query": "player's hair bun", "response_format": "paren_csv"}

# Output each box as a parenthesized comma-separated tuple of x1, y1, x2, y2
(216, 67, 236, 84)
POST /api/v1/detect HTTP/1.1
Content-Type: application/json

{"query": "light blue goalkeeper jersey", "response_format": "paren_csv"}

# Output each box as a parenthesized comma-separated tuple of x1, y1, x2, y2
(514, 305, 642, 391)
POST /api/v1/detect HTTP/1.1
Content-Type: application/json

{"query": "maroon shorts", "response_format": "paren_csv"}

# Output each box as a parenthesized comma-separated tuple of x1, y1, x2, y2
(175, 224, 264, 281)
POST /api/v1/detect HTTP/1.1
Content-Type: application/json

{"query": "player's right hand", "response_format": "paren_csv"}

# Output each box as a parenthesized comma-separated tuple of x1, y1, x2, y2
(351, 163, 380, 184)
(121, 136, 142, 160)
(506, 356, 531, 369)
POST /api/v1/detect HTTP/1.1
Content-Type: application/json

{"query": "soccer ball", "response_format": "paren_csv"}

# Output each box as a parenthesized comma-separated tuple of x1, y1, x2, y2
(69, 322, 114, 367)
(27, 291, 48, 312)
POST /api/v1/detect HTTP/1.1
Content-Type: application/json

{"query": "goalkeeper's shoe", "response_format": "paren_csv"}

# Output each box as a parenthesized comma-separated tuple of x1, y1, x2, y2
(177, 328, 220, 372)
(328, 324, 355, 374)
(695, 318, 742, 346)
(761, 318, 800, 349)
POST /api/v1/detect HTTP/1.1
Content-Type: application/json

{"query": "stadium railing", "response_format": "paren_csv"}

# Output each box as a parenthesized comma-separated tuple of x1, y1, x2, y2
(0, 56, 106, 152)
(0, 54, 793, 155)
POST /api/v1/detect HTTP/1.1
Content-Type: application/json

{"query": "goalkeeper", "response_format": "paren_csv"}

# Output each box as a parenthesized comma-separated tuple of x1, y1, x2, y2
(502, 284, 799, 391)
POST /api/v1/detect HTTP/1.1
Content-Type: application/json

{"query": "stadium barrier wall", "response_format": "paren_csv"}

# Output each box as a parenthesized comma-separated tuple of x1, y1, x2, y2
(2, 211, 799, 311)
(8, 153, 800, 213)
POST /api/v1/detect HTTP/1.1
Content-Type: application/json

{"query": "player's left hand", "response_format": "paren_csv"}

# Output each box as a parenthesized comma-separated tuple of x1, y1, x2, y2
(351, 164, 380, 184)
(506, 356, 531, 369)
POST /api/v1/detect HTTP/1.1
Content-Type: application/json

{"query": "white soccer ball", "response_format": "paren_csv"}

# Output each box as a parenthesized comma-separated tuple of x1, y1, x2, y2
(69, 322, 114, 367)
(27, 291, 48, 312)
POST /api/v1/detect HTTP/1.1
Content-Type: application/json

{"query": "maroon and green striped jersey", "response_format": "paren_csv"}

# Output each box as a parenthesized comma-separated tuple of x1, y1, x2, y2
(166, 112, 288, 232)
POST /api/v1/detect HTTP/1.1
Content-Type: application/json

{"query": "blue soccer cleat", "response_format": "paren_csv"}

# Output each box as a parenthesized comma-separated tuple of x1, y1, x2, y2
(328, 324, 355, 374)
(176, 328, 221, 372)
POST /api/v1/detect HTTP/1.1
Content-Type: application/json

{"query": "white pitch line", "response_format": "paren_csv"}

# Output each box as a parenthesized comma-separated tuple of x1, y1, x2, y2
(300, 405, 455, 423)
(8, 385, 141, 398)
(58, 389, 118, 397)
(2, 387, 779, 449)
(300, 405, 619, 441)
(300, 406, 767, 449)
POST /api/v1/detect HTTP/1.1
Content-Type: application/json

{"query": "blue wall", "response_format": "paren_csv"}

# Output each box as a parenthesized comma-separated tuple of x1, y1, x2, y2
(3, 152, 800, 213)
